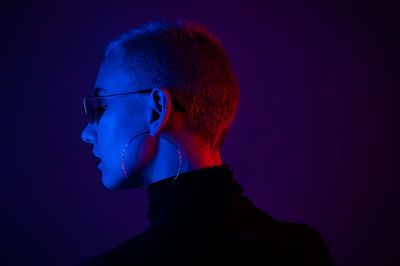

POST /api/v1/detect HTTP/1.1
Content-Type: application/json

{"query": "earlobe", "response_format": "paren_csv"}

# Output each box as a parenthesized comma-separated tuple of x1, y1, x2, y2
(149, 87, 172, 137)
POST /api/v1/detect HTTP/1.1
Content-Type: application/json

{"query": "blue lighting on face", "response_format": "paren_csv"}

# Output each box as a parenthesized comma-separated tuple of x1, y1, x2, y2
(81, 58, 150, 190)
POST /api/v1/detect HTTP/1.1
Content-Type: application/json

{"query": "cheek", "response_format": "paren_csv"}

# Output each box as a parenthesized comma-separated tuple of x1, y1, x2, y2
(98, 106, 132, 141)
(96, 116, 124, 165)
(97, 108, 146, 162)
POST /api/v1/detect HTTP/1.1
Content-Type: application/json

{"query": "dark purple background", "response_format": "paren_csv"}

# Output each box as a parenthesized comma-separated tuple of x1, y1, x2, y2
(1, 1, 399, 265)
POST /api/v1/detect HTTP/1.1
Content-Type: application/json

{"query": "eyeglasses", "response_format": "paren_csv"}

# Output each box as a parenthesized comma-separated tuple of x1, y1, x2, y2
(83, 89, 186, 124)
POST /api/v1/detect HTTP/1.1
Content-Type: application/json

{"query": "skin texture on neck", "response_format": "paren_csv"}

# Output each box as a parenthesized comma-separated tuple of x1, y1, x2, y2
(136, 108, 223, 188)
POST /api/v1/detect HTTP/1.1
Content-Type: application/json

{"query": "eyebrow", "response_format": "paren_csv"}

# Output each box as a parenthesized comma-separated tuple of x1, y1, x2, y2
(94, 87, 106, 97)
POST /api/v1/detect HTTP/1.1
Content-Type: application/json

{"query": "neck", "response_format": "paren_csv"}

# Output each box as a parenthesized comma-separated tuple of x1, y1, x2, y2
(145, 164, 240, 227)
(140, 134, 222, 188)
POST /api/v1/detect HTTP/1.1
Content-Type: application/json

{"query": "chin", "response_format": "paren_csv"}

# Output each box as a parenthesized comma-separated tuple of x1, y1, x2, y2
(101, 172, 131, 190)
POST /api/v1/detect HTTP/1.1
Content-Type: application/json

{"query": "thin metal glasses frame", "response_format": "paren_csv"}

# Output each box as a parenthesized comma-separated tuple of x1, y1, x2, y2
(83, 89, 186, 123)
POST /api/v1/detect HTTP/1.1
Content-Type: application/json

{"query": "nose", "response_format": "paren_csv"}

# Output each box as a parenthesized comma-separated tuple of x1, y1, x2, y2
(81, 123, 97, 144)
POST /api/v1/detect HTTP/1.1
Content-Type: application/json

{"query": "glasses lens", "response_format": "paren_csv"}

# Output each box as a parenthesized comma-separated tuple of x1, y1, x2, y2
(84, 97, 104, 123)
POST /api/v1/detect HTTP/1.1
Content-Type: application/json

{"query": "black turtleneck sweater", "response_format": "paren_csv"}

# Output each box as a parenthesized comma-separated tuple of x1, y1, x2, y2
(76, 164, 334, 265)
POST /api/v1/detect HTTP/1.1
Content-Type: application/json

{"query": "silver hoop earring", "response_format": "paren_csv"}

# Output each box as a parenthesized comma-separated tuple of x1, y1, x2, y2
(121, 131, 183, 190)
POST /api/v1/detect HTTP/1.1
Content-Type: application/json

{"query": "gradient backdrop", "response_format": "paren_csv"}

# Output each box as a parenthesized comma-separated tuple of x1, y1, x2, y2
(1, 0, 399, 265)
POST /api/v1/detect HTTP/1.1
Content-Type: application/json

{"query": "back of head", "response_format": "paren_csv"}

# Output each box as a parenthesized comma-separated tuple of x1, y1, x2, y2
(105, 19, 240, 151)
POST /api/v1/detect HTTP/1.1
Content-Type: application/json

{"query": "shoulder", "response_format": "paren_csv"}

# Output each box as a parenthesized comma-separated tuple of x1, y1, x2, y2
(279, 221, 335, 265)
(75, 231, 149, 265)
(75, 224, 183, 265)
(280, 221, 320, 238)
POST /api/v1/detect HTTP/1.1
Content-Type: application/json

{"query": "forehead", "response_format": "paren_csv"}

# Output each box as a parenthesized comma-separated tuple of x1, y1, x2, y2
(94, 56, 134, 96)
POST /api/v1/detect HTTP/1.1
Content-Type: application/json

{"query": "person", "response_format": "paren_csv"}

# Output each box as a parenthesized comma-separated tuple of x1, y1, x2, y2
(77, 19, 334, 265)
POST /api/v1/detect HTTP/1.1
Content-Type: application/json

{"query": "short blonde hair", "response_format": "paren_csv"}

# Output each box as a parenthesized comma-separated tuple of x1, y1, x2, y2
(105, 19, 240, 151)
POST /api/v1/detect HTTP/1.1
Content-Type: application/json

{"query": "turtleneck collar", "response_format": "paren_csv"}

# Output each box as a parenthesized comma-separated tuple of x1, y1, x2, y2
(146, 164, 247, 227)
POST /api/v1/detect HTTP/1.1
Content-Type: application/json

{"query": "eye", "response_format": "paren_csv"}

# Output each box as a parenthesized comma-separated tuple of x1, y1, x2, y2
(91, 106, 107, 123)
(96, 106, 106, 116)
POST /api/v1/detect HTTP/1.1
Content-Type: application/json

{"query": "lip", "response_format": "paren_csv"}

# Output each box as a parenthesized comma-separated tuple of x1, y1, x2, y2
(92, 153, 100, 160)
(96, 160, 101, 168)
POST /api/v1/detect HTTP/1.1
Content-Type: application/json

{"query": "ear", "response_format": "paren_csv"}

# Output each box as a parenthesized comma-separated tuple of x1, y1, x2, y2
(147, 87, 172, 137)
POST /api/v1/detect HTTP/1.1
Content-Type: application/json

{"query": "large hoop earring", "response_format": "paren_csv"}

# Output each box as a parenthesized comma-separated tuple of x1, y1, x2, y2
(121, 131, 183, 190)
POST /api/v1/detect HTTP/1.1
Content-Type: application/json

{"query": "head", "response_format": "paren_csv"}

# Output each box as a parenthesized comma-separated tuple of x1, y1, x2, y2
(81, 19, 240, 190)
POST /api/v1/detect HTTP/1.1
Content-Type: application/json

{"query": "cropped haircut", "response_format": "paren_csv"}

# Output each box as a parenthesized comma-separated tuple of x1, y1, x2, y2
(104, 19, 240, 151)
